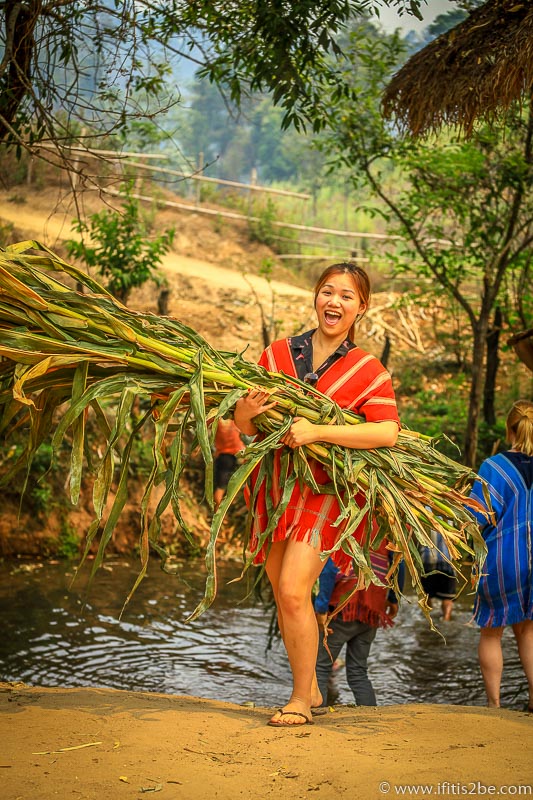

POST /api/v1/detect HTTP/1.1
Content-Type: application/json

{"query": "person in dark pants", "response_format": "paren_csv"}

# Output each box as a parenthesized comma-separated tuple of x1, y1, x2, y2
(314, 545, 403, 707)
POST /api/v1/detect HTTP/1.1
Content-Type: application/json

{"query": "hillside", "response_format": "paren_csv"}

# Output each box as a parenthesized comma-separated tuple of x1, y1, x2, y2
(0, 184, 436, 367)
(1, 182, 529, 390)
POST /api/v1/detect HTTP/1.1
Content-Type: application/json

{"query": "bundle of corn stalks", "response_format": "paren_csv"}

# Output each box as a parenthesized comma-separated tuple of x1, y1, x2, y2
(0, 242, 487, 622)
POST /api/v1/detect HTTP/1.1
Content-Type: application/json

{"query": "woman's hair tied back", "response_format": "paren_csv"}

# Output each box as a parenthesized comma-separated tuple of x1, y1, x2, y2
(506, 399, 533, 456)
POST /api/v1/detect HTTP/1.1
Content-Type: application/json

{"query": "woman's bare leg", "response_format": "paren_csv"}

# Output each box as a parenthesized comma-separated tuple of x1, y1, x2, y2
(441, 599, 453, 621)
(265, 541, 323, 710)
(512, 620, 533, 710)
(478, 626, 504, 707)
(266, 539, 324, 724)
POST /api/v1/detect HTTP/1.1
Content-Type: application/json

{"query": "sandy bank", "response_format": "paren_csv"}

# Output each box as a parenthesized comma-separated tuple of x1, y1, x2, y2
(1, 684, 531, 799)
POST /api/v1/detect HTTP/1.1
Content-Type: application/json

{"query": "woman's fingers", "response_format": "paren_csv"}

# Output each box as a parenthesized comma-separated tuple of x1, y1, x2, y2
(241, 387, 277, 418)
(283, 428, 299, 448)
(283, 418, 316, 448)
(247, 388, 274, 402)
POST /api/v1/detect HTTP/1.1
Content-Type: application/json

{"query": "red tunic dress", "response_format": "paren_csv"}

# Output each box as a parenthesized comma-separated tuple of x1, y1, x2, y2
(247, 337, 400, 573)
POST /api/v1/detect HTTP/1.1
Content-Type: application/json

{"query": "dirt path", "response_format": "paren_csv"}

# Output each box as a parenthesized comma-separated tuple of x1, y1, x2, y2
(159, 251, 309, 299)
(1, 684, 531, 800)
(0, 193, 310, 303)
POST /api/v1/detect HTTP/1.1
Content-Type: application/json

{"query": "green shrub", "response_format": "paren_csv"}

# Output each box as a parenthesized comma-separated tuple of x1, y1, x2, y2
(248, 198, 278, 247)
(56, 520, 81, 559)
(0, 220, 15, 247)
(66, 186, 174, 304)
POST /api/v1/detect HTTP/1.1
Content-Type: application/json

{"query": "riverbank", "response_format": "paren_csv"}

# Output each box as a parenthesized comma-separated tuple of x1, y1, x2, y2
(1, 683, 531, 800)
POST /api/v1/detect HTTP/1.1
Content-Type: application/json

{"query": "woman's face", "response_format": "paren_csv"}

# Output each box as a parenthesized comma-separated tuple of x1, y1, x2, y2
(314, 272, 366, 340)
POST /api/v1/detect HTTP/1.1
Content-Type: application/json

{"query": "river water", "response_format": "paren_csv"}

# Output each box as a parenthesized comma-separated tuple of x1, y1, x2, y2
(0, 559, 527, 710)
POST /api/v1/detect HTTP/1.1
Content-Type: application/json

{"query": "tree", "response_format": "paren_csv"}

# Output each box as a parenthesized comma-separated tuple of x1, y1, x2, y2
(249, 99, 310, 183)
(176, 79, 244, 172)
(0, 1, 424, 180)
(312, 25, 533, 466)
(65, 190, 175, 304)
(175, 82, 320, 184)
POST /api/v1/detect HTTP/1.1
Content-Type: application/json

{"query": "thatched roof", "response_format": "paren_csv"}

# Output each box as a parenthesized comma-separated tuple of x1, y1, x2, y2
(508, 328, 533, 373)
(382, 0, 533, 136)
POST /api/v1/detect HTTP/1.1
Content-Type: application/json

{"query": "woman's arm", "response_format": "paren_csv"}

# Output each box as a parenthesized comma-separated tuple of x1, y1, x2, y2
(282, 417, 399, 450)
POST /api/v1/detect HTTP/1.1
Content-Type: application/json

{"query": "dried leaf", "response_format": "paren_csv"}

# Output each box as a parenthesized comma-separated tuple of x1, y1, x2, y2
(32, 741, 102, 755)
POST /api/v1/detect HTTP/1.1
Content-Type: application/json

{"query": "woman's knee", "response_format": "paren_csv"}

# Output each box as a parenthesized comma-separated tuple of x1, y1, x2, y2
(512, 620, 533, 640)
(480, 625, 505, 642)
(277, 581, 309, 617)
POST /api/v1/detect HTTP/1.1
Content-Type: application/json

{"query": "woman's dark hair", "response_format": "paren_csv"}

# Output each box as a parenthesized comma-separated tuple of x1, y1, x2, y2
(313, 263, 371, 341)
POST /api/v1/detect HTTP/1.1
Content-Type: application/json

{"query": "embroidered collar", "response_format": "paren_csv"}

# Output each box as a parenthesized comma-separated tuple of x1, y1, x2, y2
(288, 328, 355, 382)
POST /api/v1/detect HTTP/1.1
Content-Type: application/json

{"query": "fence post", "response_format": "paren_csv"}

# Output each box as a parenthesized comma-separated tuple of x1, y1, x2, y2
(248, 166, 257, 216)
(196, 152, 204, 205)
(26, 157, 34, 186)
(70, 148, 80, 190)
(135, 157, 144, 192)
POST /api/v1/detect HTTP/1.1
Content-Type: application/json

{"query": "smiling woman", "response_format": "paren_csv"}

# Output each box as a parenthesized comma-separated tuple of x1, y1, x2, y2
(313, 265, 369, 364)
(234, 262, 401, 728)
(316, 271, 365, 320)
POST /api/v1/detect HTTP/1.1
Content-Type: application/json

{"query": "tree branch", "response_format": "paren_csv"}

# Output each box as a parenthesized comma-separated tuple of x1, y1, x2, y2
(363, 160, 478, 329)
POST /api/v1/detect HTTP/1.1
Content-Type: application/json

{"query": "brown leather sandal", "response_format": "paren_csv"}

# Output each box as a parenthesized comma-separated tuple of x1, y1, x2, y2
(268, 709, 314, 727)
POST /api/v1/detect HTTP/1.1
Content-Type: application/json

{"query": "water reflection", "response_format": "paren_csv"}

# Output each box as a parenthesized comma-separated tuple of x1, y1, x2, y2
(0, 560, 527, 710)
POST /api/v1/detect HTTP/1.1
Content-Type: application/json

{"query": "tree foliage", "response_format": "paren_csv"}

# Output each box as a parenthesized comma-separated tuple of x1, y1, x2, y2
(175, 82, 320, 183)
(0, 0, 423, 176)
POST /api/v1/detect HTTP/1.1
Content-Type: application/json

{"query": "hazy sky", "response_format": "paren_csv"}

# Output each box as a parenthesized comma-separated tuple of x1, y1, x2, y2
(376, 0, 459, 32)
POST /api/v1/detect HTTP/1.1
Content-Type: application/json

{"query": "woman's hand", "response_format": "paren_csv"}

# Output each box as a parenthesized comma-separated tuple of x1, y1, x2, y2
(234, 388, 277, 435)
(281, 417, 318, 448)
(315, 612, 333, 635)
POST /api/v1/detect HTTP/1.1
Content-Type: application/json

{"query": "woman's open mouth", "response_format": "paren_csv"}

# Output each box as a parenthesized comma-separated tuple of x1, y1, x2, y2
(324, 310, 342, 326)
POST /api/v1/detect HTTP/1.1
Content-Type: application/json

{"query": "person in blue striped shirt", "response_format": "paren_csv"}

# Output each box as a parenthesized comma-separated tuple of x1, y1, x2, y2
(470, 400, 533, 711)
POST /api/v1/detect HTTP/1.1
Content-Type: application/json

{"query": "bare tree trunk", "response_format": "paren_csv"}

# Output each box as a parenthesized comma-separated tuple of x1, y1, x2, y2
(0, 2, 38, 140)
(380, 334, 391, 369)
(464, 320, 489, 468)
(483, 306, 502, 427)
(157, 286, 170, 316)
(260, 319, 271, 350)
